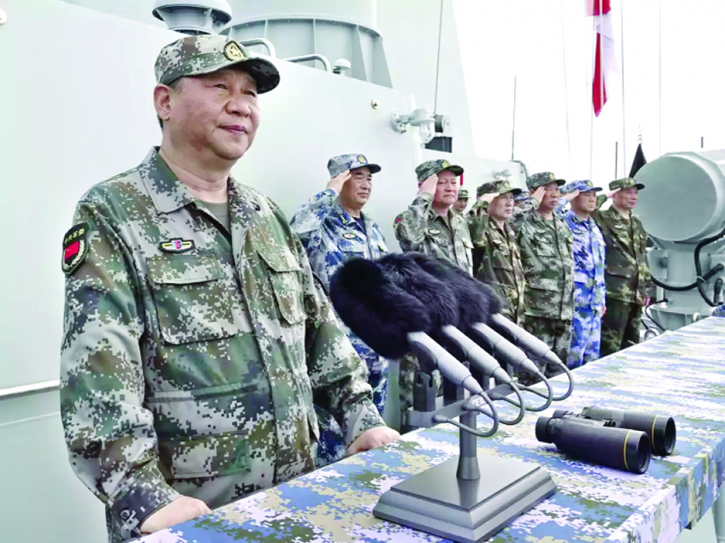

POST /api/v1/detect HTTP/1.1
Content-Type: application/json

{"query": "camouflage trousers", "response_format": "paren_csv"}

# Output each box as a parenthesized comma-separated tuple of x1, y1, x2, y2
(568, 306, 601, 369)
(601, 299, 642, 357)
(521, 316, 572, 373)
(313, 345, 388, 468)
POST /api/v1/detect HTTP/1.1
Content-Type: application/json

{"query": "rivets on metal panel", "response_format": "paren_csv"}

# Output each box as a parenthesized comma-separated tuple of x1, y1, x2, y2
(371, 99, 380, 110)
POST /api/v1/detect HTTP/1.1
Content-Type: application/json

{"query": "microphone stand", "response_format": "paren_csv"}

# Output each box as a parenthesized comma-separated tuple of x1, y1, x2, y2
(374, 362, 557, 543)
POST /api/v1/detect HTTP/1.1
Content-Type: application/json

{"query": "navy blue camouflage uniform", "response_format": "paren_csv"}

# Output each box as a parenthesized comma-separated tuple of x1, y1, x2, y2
(291, 154, 389, 466)
(558, 180, 606, 368)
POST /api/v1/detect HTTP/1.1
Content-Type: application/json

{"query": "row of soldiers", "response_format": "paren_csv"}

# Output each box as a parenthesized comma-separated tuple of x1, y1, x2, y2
(290, 155, 652, 456)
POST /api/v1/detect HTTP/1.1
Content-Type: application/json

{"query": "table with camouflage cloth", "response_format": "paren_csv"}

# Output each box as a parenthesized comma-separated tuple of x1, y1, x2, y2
(138, 317, 725, 543)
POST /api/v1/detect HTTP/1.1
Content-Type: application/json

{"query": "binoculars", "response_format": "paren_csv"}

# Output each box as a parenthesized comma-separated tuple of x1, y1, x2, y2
(536, 407, 676, 474)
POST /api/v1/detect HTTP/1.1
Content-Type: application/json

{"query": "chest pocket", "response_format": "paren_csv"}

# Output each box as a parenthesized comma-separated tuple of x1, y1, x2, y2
(258, 248, 306, 325)
(491, 238, 513, 271)
(147, 254, 239, 345)
(338, 233, 367, 261)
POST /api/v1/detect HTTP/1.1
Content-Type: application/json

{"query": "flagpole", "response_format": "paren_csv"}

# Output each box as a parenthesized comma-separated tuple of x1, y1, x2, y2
(615, 141, 618, 178)
(590, 11, 596, 179)
(560, 0, 571, 167)
(620, 0, 627, 174)
(599, 0, 604, 118)
(658, 0, 662, 156)
(511, 75, 517, 160)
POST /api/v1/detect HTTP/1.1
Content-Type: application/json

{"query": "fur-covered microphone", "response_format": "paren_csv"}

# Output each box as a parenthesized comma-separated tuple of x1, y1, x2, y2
(408, 253, 573, 401)
(407, 254, 542, 377)
(329, 257, 484, 397)
(374, 254, 513, 387)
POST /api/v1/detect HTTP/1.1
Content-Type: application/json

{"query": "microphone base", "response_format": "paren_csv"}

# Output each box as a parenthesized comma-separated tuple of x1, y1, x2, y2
(373, 454, 556, 543)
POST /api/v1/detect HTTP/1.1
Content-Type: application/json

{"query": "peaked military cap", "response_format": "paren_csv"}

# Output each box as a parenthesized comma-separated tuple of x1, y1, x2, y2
(609, 177, 645, 191)
(415, 159, 464, 182)
(155, 35, 280, 93)
(458, 189, 469, 199)
(527, 172, 565, 191)
(477, 179, 523, 197)
(327, 154, 381, 179)
(562, 179, 602, 194)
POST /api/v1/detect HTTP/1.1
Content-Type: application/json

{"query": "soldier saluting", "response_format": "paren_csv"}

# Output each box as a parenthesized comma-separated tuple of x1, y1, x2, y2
(394, 159, 473, 274)
(513, 172, 574, 374)
(290, 153, 391, 466)
(469, 179, 526, 325)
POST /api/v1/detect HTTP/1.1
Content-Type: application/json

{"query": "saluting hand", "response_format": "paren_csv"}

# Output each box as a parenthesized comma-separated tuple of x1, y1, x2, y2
(563, 189, 580, 202)
(530, 186, 546, 204)
(418, 174, 438, 196)
(607, 188, 621, 199)
(327, 170, 351, 193)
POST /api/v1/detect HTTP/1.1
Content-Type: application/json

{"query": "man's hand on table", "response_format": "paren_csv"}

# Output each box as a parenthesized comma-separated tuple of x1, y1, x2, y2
(140, 496, 212, 534)
(347, 426, 401, 455)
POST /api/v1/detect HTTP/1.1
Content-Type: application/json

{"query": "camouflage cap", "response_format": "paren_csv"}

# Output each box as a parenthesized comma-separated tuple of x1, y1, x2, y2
(527, 172, 565, 191)
(458, 189, 469, 199)
(155, 35, 280, 93)
(609, 177, 645, 191)
(561, 179, 602, 194)
(415, 159, 464, 182)
(477, 179, 523, 197)
(327, 154, 381, 179)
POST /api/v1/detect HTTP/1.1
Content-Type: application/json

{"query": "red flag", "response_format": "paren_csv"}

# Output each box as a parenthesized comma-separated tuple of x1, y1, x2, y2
(587, 0, 614, 117)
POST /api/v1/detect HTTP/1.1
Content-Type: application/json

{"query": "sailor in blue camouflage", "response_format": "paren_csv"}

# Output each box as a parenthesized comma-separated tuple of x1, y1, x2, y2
(59, 35, 395, 543)
(559, 180, 606, 368)
(290, 153, 390, 467)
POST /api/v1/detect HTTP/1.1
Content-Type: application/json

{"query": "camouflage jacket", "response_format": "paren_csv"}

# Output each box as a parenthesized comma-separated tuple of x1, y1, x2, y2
(593, 207, 652, 305)
(514, 209, 574, 321)
(469, 214, 526, 325)
(394, 192, 473, 275)
(60, 149, 383, 542)
(290, 188, 389, 286)
(563, 211, 606, 314)
(290, 189, 389, 413)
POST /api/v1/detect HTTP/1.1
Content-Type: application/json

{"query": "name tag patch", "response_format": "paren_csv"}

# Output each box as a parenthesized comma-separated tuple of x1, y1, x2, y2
(159, 239, 195, 253)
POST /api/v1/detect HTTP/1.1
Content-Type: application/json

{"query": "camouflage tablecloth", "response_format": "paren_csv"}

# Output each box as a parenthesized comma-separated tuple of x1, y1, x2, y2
(139, 317, 725, 543)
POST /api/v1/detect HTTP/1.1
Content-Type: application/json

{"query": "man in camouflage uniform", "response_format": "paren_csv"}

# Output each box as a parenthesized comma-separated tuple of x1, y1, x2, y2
(59, 35, 397, 543)
(453, 188, 469, 214)
(558, 180, 606, 368)
(468, 180, 526, 325)
(394, 159, 473, 274)
(593, 177, 652, 356)
(514, 172, 574, 371)
(393, 159, 472, 429)
(290, 153, 390, 465)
